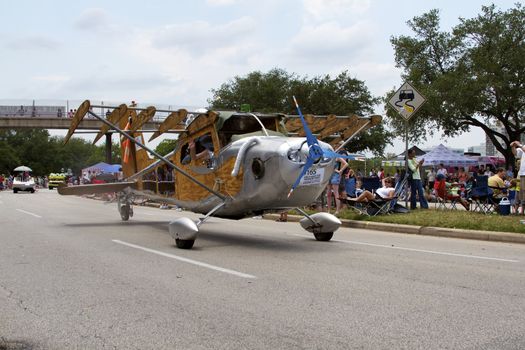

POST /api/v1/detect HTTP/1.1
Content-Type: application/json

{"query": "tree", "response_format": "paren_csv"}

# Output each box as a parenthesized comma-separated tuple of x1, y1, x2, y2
(209, 68, 392, 155)
(389, 4, 525, 166)
(155, 139, 178, 156)
(0, 129, 120, 176)
(0, 141, 20, 173)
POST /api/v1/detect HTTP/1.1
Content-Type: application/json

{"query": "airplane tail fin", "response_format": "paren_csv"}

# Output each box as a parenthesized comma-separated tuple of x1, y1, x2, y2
(118, 104, 157, 179)
(65, 100, 189, 181)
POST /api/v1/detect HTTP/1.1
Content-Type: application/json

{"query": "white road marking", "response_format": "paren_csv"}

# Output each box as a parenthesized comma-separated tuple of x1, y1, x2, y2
(291, 234, 519, 263)
(112, 240, 257, 279)
(16, 209, 42, 218)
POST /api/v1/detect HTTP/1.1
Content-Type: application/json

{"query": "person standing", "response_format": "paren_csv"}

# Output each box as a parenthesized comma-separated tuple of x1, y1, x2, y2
(511, 141, 525, 214)
(327, 156, 348, 215)
(407, 148, 429, 210)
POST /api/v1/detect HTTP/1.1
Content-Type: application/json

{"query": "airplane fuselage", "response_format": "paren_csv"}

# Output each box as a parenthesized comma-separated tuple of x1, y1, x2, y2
(168, 136, 335, 218)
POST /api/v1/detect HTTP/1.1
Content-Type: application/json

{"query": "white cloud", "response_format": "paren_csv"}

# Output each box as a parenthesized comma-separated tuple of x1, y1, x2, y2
(6, 35, 61, 50)
(287, 21, 374, 65)
(74, 8, 111, 31)
(151, 16, 256, 54)
(206, 0, 237, 5)
(32, 75, 70, 83)
(303, 0, 371, 22)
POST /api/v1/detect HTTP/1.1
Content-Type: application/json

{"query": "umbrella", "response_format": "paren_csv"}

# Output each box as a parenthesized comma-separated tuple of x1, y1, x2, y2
(13, 165, 32, 172)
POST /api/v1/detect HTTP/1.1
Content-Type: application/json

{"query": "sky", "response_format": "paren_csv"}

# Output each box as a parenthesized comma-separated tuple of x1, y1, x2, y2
(0, 0, 519, 155)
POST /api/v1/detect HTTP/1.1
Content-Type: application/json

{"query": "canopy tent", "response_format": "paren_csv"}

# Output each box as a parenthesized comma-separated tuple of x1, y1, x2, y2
(82, 162, 121, 176)
(466, 155, 505, 167)
(382, 146, 426, 167)
(416, 144, 477, 167)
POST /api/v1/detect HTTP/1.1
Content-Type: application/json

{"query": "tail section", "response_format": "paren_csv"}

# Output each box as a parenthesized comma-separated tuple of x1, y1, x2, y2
(64, 100, 190, 183)
(119, 104, 156, 179)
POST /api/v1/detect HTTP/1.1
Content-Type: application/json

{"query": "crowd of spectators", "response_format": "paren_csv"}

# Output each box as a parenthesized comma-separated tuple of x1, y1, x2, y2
(314, 160, 522, 216)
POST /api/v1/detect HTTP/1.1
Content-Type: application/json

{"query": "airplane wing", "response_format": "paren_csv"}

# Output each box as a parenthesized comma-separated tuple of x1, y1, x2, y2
(57, 182, 137, 196)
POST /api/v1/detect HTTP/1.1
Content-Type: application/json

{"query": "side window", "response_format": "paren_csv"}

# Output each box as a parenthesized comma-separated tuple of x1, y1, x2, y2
(180, 133, 215, 165)
(180, 142, 190, 164)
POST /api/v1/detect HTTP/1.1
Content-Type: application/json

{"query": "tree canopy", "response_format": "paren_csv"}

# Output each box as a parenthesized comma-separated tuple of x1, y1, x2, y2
(209, 68, 392, 155)
(389, 3, 525, 166)
(0, 129, 120, 176)
(154, 139, 178, 156)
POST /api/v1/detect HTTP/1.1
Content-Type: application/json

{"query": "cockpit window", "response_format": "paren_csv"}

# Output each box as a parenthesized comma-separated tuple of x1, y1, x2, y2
(181, 133, 215, 165)
(218, 114, 281, 146)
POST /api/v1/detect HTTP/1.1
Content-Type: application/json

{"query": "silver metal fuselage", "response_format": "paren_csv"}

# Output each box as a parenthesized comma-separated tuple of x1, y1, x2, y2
(172, 136, 336, 218)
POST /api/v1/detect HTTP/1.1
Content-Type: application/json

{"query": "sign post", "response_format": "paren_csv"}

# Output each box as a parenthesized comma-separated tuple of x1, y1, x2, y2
(388, 82, 426, 208)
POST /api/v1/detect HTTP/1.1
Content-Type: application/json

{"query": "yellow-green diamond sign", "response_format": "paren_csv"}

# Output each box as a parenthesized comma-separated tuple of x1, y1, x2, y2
(388, 82, 426, 120)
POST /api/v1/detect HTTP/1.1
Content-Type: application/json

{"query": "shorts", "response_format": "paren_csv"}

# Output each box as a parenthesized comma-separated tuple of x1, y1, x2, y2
(330, 172, 340, 185)
(520, 176, 525, 202)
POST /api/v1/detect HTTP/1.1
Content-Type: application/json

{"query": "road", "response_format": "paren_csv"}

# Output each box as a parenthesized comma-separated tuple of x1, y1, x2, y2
(1, 189, 524, 349)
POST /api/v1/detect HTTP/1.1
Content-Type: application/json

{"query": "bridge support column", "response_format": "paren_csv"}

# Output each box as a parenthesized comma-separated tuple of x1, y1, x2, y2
(105, 133, 112, 164)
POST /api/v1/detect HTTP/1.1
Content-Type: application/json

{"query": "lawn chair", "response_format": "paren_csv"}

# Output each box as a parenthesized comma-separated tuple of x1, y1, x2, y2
(469, 175, 495, 214)
(434, 180, 459, 210)
(361, 177, 381, 193)
(347, 175, 408, 216)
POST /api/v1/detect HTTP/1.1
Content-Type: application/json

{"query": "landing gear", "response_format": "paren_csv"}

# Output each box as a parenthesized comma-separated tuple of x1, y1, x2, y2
(313, 232, 334, 241)
(168, 202, 226, 249)
(296, 210, 341, 242)
(175, 239, 195, 249)
(120, 204, 131, 221)
(118, 194, 133, 221)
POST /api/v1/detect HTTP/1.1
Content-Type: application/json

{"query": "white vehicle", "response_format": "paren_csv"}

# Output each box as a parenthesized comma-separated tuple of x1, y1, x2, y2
(12, 165, 36, 194)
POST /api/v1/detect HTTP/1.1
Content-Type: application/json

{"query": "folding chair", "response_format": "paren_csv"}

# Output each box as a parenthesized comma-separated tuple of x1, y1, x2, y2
(361, 177, 381, 194)
(347, 175, 408, 216)
(434, 180, 459, 210)
(469, 175, 495, 214)
(373, 173, 410, 215)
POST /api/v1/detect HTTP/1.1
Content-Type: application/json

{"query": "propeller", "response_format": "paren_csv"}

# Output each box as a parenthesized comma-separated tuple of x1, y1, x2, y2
(287, 96, 353, 198)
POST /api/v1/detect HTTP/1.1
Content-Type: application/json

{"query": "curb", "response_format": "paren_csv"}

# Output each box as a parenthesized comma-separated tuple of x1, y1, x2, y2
(264, 214, 525, 245)
(97, 198, 525, 245)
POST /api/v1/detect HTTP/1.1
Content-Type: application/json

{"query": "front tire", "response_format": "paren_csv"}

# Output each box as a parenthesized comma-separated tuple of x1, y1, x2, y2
(314, 232, 333, 241)
(13, 189, 18, 194)
(175, 239, 195, 249)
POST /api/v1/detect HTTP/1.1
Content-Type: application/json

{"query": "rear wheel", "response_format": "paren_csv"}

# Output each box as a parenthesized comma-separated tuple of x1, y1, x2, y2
(30, 189, 35, 193)
(120, 205, 130, 221)
(313, 232, 333, 241)
(13, 189, 18, 194)
(175, 239, 195, 249)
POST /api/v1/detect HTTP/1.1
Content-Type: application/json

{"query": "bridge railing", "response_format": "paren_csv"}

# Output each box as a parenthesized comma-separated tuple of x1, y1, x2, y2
(0, 99, 204, 123)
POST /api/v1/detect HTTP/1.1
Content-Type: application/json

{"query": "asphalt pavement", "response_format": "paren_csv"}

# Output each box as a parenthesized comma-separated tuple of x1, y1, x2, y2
(1, 189, 525, 349)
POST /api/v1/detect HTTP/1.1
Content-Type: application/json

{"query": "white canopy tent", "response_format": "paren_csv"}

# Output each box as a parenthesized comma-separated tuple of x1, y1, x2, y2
(416, 144, 477, 167)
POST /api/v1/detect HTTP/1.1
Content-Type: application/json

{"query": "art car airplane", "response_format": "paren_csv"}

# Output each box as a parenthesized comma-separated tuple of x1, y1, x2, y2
(59, 99, 381, 249)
